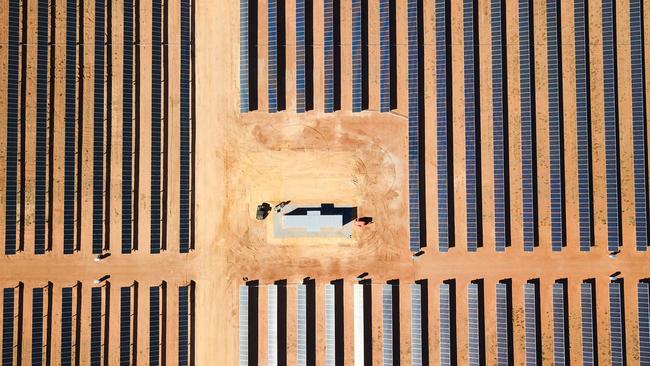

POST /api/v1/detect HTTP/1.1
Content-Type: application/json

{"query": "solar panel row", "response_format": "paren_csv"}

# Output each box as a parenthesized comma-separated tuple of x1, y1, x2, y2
(6, 0, 21, 255)
(178, 285, 192, 366)
(324, 284, 335, 366)
(524, 283, 538, 365)
(324, 0, 334, 113)
(436, 0, 451, 253)
(574, 0, 592, 252)
(464, 0, 480, 252)
(93, 0, 106, 255)
(495, 283, 509, 365)
(382, 284, 393, 365)
(179, 0, 193, 254)
(439, 283, 452, 366)
(353, 284, 364, 365)
(411, 283, 423, 366)
(268, 0, 278, 113)
(379, 0, 391, 112)
(630, 0, 648, 252)
(467, 283, 480, 366)
(295, 0, 306, 113)
(150, 286, 161, 366)
(580, 282, 595, 366)
(351, 0, 362, 112)
(552, 283, 566, 365)
(519, 0, 536, 252)
(35, 0, 50, 255)
(240, 0, 250, 112)
(2, 288, 15, 365)
(122, 0, 135, 254)
(64, 0, 78, 254)
(61, 287, 74, 366)
(638, 282, 650, 364)
(546, 0, 564, 252)
(296, 284, 306, 366)
(120, 287, 132, 366)
(151, 0, 163, 254)
(32, 288, 45, 365)
(408, 0, 421, 252)
(609, 282, 624, 366)
(491, 0, 507, 252)
(239, 286, 248, 366)
(602, 0, 621, 252)
(90, 287, 103, 365)
(267, 285, 277, 366)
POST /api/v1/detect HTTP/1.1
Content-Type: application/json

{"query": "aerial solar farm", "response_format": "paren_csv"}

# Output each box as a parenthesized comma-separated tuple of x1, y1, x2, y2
(2, 0, 650, 365)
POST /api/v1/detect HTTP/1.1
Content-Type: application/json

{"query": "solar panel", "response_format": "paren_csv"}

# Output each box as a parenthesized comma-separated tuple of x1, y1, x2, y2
(2, 288, 14, 365)
(440, 283, 452, 366)
(552, 283, 567, 365)
(609, 282, 624, 365)
(491, 0, 507, 252)
(323, 0, 334, 112)
(411, 283, 423, 366)
(574, 0, 592, 251)
(435, 0, 451, 252)
(353, 284, 364, 365)
(519, 0, 536, 252)
(408, 0, 421, 252)
(5, 0, 20, 255)
(122, 0, 135, 254)
(638, 282, 650, 364)
(296, 284, 306, 366)
(35, 0, 49, 254)
(61, 287, 73, 366)
(179, 0, 193, 253)
(239, 286, 248, 366)
(268, 0, 278, 112)
(464, 0, 480, 252)
(351, 0, 362, 112)
(296, 0, 306, 113)
(524, 283, 538, 365)
(580, 282, 595, 366)
(630, 0, 648, 251)
(495, 283, 509, 365)
(547, 0, 564, 251)
(325, 284, 335, 366)
(467, 284, 480, 365)
(267, 285, 278, 366)
(240, 0, 250, 112)
(382, 284, 393, 365)
(151, 0, 163, 254)
(93, 0, 106, 255)
(90, 287, 103, 365)
(32, 288, 44, 365)
(178, 285, 192, 366)
(602, 0, 620, 252)
(120, 287, 131, 366)
(379, 0, 390, 112)
(149, 286, 161, 366)
(64, 0, 77, 254)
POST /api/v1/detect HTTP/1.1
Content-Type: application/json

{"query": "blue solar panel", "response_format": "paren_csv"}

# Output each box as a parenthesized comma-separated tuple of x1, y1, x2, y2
(495, 283, 509, 365)
(580, 282, 595, 366)
(408, 0, 420, 252)
(439, 283, 451, 365)
(122, 0, 135, 254)
(151, 0, 163, 254)
(436, 0, 451, 252)
(35, 0, 49, 255)
(5, 0, 20, 255)
(2, 288, 15, 365)
(61, 287, 73, 366)
(324, 0, 334, 113)
(411, 284, 423, 366)
(149, 286, 161, 366)
(630, 0, 648, 251)
(638, 282, 650, 364)
(90, 287, 102, 365)
(602, 0, 620, 252)
(609, 282, 624, 365)
(464, 0, 480, 252)
(382, 285, 393, 365)
(178, 285, 191, 366)
(547, 0, 564, 252)
(552, 283, 566, 365)
(352, 0, 362, 112)
(296, 0, 306, 113)
(268, 0, 278, 112)
(240, 0, 250, 112)
(120, 287, 131, 366)
(93, 0, 106, 255)
(467, 284, 480, 365)
(32, 288, 44, 365)
(491, 0, 507, 252)
(574, 0, 592, 252)
(64, 0, 78, 254)
(519, 0, 536, 252)
(179, 0, 193, 254)
(379, 0, 390, 112)
(524, 283, 538, 365)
